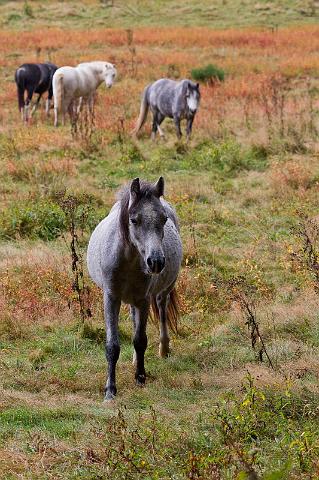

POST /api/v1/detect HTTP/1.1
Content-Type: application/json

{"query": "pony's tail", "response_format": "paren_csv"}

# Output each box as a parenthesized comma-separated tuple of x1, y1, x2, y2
(15, 68, 25, 112)
(53, 73, 64, 110)
(132, 86, 149, 136)
(151, 287, 180, 334)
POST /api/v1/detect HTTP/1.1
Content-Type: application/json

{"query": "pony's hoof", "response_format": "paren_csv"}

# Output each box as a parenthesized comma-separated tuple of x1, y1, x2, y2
(159, 343, 170, 358)
(104, 391, 116, 402)
(136, 374, 146, 386)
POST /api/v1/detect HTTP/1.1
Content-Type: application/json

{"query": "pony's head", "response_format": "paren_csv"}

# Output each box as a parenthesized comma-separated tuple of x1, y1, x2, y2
(185, 81, 200, 113)
(119, 177, 168, 274)
(103, 62, 117, 88)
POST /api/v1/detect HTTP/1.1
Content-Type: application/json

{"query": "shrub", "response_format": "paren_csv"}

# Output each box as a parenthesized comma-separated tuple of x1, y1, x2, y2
(212, 374, 319, 475)
(183, 140, 267, 175)
(0, 200, 66, 241)
(23, 1, 34, 18)
(191, 64, 225, 85)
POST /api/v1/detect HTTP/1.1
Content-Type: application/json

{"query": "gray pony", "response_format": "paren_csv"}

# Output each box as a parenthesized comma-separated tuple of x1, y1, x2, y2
(133, 78, 200, 140)
(87, 177, 182, 400)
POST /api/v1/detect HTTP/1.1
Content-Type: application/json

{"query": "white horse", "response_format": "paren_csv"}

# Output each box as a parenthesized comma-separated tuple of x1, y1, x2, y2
(52, 61, 117, 127)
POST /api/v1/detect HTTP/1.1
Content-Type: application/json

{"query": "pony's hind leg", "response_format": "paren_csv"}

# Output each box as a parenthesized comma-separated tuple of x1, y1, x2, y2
(157, 113, 165, 138)
(157, 293, 170, 358)
(45, 98, 51, 116)
(68, 100, 78, 134)
(133, 300, 149, 386)
(103, 292, 121, 401)
(54, 104, 59, 127)
(46, 85, 53, 117)
(24, 88, 34, 122)
(151, 110, 161, 141)
(31, 94, 42, 117)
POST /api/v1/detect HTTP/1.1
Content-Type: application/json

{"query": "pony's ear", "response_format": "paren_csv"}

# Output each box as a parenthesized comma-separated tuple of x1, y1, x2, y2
(130, 177, 141, 203)
(153, 176, 164, 197)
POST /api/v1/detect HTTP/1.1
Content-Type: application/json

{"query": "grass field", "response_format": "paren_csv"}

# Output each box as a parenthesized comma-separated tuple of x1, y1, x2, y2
(1, 1, 319, 479)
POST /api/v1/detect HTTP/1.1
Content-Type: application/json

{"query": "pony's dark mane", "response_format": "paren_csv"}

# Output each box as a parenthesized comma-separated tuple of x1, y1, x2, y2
(118, 181, 155, 245)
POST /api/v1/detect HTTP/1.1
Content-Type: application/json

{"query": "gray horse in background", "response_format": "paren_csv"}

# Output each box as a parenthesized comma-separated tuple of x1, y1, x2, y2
(87, 177, 182, 400)
(133, 78, 200, 140)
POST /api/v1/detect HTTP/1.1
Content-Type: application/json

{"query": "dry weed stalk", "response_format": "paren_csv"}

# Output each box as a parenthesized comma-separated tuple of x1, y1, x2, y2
(126, 29, 138, 78)
(291, 215, 319, 292)
(227, 276, 274, 370)
(56, 193, 93, 324)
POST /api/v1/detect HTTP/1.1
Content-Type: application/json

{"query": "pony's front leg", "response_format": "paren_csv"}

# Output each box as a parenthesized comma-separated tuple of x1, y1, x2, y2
(130, 305, 137, 365)
(103, 291, 121, 401)
(173, 114, 182, 140)
(88, 95, 95, 127)
(186, 115, 194, 142)
(133, 300, 149, 386)
(157, 293, 170, 358)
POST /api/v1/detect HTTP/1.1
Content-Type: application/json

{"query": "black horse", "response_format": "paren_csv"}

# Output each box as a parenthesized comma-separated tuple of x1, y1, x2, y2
(14, 62, 58, 121)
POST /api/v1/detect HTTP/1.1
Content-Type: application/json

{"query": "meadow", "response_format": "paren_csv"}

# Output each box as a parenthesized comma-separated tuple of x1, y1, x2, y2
(1, 1, 319, 478)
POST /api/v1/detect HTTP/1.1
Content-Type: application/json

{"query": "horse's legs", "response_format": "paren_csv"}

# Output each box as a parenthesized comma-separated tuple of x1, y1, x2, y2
(133, 300, 149, 386)
(186, 115, 194, 142)
(103, 291, 121, 400)
(130, 305, 137, 365)
(88, 94, 95, 127)
(45, 98, 51, 116)
(54, 103, 59, 127)
(62, 98, 72, 126)
(77, 97, 83, 115)
(46, 87, 53, 117)
(173, 114, 182, 139)
(68, 101, 75, 124)
(157, 293, 170, 358)
(157, 113, 165, 138)
(151, 109, 160, 141)
(31, 94, 42, 117)
(24, 88, 34, 122)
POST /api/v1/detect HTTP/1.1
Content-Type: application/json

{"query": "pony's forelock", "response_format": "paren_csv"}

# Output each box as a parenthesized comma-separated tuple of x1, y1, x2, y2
(118, 181, 158, 245)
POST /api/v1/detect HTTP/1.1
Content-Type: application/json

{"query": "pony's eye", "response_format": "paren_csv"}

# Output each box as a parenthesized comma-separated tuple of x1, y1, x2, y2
(130, 218, 138, 225)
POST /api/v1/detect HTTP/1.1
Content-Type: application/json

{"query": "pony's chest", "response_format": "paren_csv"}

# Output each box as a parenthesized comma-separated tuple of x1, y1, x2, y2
(111, 265, 151, 305)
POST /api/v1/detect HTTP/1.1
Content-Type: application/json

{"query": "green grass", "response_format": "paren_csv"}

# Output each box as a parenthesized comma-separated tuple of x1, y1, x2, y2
(1, 0, 319, 29)
(2, 1, 319, 478)
(1, 139, 319, 476)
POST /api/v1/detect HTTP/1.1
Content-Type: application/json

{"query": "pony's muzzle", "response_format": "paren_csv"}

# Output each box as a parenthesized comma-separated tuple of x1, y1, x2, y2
(147, 254, 165, 274)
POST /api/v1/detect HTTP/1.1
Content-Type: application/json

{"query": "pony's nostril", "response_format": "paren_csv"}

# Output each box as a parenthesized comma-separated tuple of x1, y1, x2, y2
(159, 257, 165, 271)
(147, 256, 165, 273)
